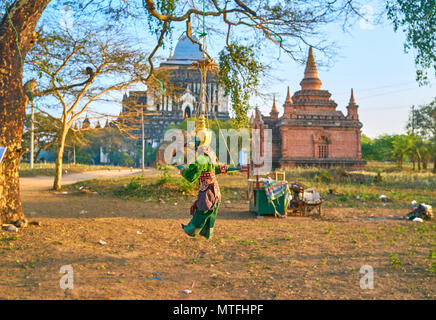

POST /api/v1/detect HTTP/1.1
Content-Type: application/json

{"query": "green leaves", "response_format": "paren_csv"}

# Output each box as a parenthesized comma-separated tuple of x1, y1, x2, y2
(407, 99, 436, 139)
(406, 99, 436, 171)
(386, 0, 436, 85)
(218, 43, 264, 128)
(144, 0, 178, 49)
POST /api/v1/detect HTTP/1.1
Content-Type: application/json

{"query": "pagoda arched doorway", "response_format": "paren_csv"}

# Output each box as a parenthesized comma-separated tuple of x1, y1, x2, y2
(184, 106, 191, 119)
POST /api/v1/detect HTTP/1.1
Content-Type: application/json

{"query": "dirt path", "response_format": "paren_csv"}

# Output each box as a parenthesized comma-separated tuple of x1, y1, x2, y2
(19, 168, 156, 192)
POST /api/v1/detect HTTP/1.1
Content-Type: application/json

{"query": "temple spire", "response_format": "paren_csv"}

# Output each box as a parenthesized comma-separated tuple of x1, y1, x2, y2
(282, 86, 295, 119)
(349, 88, 356, 105)
(347, 88, 359, 120)
(270, 95, 279, 119)
(284, 86, 293, 105)
(300, 46, 322, 90)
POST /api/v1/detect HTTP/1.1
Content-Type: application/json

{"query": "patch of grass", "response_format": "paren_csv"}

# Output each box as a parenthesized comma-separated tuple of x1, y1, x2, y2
(427, 250, 436, 273)
(239, 239, 258, 246)
(67, 170, 197, 201)
(284, 167, 435, 209)
(114, 174, 196, 200)
(2, 235, 19, 242)
(389, 253, 403, 268)
(324, 224, 335, 234)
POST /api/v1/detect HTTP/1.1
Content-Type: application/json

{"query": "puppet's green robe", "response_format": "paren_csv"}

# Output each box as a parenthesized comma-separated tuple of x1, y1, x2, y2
(180, 153, 226, 239)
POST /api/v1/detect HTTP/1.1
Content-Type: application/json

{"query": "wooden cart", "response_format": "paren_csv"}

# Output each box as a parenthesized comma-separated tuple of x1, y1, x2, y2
(287, 182, 322, 217)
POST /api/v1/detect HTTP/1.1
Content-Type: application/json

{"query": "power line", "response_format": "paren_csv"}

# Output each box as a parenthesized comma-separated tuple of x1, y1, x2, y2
(355, 86, 424, 101)
(335, 80, 419, 95)
(362, 105, 410, 111)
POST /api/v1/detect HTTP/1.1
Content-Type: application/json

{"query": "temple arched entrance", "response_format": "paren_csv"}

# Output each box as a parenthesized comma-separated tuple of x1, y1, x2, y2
(184, 106, 191, 119)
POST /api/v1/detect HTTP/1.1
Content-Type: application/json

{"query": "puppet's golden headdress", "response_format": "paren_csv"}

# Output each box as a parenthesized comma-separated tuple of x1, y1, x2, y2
(195, 114, 212, 148)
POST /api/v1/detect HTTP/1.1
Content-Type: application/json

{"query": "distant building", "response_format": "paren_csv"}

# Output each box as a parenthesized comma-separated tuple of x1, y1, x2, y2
(119, 33, 230, 145)
(82, 114, 91, 129)
(253, 47, 366, 169)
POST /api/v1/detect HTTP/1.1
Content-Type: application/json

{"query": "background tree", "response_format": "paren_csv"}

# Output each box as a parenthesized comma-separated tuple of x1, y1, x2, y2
(26, 23, 148, 190)
(412, 137, 432, 170)
(361, 134, 397, 162)
(361, 134, 376, 161)
(76, 124, 139, 166)
(406, 99, 436, 172)
(386, 0, 436, 85)
(22, 111, 59, 162)
(391, 133, 415, 169)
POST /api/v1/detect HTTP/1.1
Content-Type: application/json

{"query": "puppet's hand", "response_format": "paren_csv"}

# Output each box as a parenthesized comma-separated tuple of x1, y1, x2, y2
(176, 165, 186, 174)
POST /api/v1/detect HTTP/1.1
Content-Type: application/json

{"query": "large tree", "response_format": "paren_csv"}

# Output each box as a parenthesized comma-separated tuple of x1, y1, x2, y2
(0, 0, 51, 224)
(0, 0, 362, 223)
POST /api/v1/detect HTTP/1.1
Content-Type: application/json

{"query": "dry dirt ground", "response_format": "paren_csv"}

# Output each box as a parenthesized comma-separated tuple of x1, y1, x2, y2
(0, 173, 434, 300)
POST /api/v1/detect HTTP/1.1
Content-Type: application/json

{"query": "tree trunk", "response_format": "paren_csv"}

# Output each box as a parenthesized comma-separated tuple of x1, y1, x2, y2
(0, 0, 51, 224)
(423, 159, 427, 170)
(397, 158, 403, 170)
(433, 157, 436, 174)
(53, 125, 69, 191)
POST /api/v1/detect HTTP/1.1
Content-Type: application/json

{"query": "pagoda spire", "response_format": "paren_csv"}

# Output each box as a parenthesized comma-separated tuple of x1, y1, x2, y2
(349, 88, 356, 105)
(347, 88, 359, 120)
(282, 86, 295, 119)
(300, 46, 322, 90)
(285, 86, 293, 105)
(270, 95, 279, 119)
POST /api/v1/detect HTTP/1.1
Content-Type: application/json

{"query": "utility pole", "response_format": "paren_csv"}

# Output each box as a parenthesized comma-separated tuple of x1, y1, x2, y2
(30, 99, 35, 169)
(411, 105, 415, 171)
(141, 106, 145, 172)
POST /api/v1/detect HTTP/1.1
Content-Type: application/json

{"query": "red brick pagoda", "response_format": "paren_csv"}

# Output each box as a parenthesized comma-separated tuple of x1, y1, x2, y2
(253, 46, 366, 169)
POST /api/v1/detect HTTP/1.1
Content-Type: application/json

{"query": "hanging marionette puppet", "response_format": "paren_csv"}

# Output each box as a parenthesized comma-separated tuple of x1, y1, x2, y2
(177, 115, 240, 239)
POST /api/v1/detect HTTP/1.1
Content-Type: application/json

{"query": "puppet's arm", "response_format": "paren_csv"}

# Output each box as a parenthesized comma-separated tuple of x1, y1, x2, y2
(178, 162, 203, 183)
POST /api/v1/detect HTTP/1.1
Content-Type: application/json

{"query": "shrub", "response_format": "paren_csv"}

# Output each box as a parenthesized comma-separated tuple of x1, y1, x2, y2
(315, 170, 332, 183)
